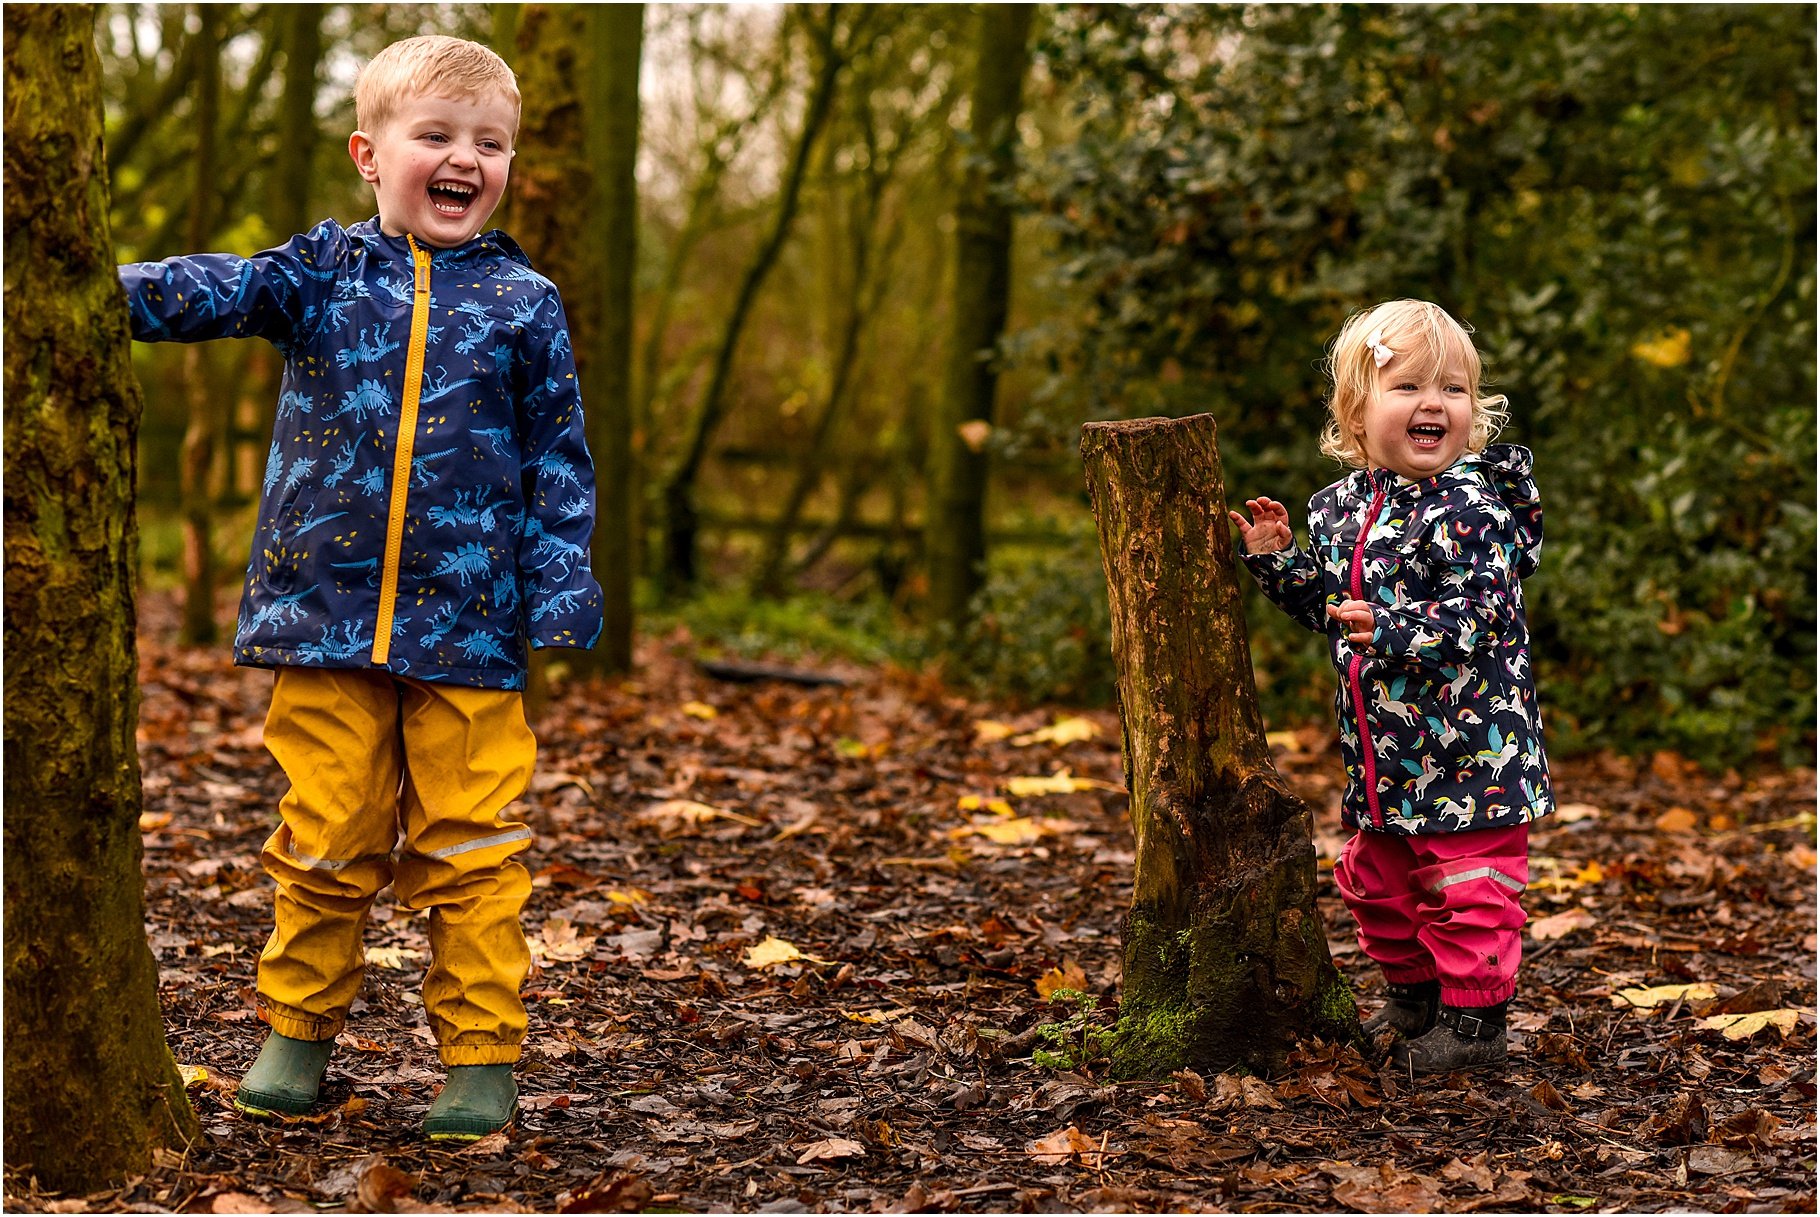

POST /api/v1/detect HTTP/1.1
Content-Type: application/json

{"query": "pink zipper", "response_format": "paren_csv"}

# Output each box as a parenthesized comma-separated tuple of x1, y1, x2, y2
(1346, 475, 1388, 829)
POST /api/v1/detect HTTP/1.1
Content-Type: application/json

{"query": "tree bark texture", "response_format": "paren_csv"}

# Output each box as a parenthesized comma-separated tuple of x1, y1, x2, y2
(269, 3, 322, 242)
(923, 2, 1032, 634)
(582, 2, 644, 674)
(1080, 414, 1358, 1078)
(177, 3, 221, 644)
(3, 3, 201, 1188)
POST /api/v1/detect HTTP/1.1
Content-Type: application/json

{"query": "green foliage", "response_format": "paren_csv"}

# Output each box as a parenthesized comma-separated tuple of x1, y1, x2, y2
(1023, 3, 1816, 767)
(1031, 988, 1118, 1072)
(946, 536, 1118, 707)
(651, 584, 916, 670)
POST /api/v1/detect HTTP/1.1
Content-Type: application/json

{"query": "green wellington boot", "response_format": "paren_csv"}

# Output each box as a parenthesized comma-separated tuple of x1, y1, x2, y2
(423, 1066, 518, 1141)
(235, 1032, 336, 1117)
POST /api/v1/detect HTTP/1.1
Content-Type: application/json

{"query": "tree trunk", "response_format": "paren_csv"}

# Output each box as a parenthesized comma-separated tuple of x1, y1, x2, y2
(578, 2, 644, 675)
(177, 3, 221, 645)
(1080, 414, 1358, 1077)
(270, 3, 321, 240)
(924, 3, 1032, 635)
(659, 5, 848, 592)
(3, 3, 201, 1189)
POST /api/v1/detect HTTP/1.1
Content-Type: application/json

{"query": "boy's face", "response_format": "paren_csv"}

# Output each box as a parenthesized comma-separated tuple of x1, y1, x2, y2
(1356, 356, 1473, 481)
(349, 90, 517, 249)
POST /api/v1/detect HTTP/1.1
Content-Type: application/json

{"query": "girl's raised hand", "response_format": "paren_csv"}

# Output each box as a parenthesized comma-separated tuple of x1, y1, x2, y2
(1327, 599, 1376, 645)
(1228, 497, 1293, 555)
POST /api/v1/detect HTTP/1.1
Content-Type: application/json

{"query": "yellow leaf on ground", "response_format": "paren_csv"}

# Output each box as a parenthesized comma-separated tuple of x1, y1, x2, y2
(1631, 327, 1691, 368)
(1655, 806, 1699, 832)
(1011, 717, 1100, 747)
(1573, 860, 1605, 885)
(366, 946, 425, 970)
(956, 795, 1016, 816)
(1555, 803, 1602, 823)
(1004, 769, 1122, 797)
(1265, 731, 1304, 753)
(1529, 908, 1596, 941)
(178, 1064, 210, 1088)
(140, 811, 174, 831)
(606, 887, 651, 906)
(1611, 982, 1717, 1009)
(680, 701, 718, 720)
(1036, 961, 1089, 999)
(972, 719, 1016, 743)
(1698, 1009, 1804, 1040)
(744, 935, 835, 969)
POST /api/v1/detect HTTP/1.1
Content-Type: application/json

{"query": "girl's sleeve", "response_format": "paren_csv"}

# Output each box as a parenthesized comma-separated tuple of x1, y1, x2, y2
(1241, 542, 1326, 633)
(1367, 498, 1519, 674)
(116, 221, 343, 351)
(512, 290, 605, 650)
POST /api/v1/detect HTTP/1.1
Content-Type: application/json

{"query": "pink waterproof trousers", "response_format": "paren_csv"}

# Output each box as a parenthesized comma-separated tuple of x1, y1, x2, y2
(1333, 824, 1529, 1007)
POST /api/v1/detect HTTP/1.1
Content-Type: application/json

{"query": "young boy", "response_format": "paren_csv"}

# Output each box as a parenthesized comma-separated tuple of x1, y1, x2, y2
(119, 35, 601, 1140)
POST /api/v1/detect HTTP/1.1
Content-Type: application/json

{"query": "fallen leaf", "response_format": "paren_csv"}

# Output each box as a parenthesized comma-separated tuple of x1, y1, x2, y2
(1036, 961, 1089, 999)
(1011, 716, 1099, 747)
(1654, 806, 1699, 833)
(366, 946, 425, 970)
(1025, 1125, 1103, 1168)
(796, 1136, 867, 1164)
(956, 795, 1016, 816)
(1528, 908, 1595, 941)
(1004, 769, 1122, 797)
(1697, 1008, 1803, 1040)
(1326, 1161, 1444, 1213)
(209, 1193, 275, 1213)
(744, 935, 834, 969)
(178, 1063, 211, 1088)
(639, 799, 763, 834)
(533, 918, 597, 964)
(140, 810, 174, 832)
(1554, 802, 1601, 823)
(1610, 982, 1717, 1009)
(605, 887, 651, 906)
(558, 1172, 653, 1213)
(1265, 730, 1304, 753)
(972, 719, 1016, 743)
(353, 1155, 418, 1213)
(679, 701, 717, 720)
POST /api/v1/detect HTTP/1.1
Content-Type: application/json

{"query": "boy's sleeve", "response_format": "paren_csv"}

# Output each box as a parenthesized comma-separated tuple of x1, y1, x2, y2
(1240, 541, 1326, 634)
(514, 290, 605, 650)
(116, 221, 343, 350)
(1366, 498, 1520, 674)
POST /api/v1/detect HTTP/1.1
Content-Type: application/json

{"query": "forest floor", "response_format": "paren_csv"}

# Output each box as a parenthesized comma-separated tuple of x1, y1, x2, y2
(6, 593, 1816, 1214)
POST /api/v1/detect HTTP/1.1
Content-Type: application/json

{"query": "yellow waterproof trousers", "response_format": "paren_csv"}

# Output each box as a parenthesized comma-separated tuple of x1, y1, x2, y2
(256, 667, 536, 1064)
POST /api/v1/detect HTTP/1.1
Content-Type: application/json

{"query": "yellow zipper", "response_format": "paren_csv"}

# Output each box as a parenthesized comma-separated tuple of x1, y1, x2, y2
(370, 235, 432, 665)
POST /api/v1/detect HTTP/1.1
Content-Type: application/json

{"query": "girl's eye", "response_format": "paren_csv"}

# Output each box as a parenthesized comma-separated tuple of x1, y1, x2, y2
(1445, 384, 1467, 394)
(422, 132, 448, 144)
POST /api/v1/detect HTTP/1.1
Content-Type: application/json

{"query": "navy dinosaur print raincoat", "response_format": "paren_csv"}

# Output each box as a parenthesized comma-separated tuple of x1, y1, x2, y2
(1242, 444, 1555, 835)
(120, 217, 603, 691)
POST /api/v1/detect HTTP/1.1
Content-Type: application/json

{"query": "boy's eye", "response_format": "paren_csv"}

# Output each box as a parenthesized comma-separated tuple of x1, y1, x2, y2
(422, 132, 448, 144)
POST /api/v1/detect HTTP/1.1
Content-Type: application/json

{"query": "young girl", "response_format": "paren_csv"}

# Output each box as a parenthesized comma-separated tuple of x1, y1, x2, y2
(1229, 298, 1553, 1074)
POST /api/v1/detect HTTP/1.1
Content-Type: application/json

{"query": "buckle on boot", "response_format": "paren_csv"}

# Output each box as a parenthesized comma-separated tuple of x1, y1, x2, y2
(1439, 1008, 1497, 1038)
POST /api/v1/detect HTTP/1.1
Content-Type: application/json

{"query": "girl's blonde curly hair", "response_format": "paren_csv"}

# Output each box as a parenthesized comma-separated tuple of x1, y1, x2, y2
(1319, 299, 1508, 468)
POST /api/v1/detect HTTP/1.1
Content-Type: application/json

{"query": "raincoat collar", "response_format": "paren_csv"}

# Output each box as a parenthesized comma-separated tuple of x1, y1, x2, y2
(345, 217, 535, 271)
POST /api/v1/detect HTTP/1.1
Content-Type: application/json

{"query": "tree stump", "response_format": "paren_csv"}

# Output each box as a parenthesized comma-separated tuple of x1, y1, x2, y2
(1081, 414, 1357, 1077)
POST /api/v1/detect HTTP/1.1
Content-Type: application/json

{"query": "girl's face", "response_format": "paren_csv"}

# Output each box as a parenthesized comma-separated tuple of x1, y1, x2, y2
(1355, 356, 1473, 480)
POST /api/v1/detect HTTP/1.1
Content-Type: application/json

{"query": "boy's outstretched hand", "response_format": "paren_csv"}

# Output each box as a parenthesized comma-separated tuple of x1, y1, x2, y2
(1228, 497, 1293, 556)
(1327, 599, 1376, 645)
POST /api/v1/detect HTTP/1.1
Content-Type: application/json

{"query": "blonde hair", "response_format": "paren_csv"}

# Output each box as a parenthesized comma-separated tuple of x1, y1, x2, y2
(354, 35, 521, 137)
(1319, 298, 1509, 467)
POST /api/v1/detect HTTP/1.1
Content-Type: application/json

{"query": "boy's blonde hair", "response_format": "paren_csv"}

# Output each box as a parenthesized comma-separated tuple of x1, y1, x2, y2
(355, 35, 521, 137)
(1320, 298, 1508, 467)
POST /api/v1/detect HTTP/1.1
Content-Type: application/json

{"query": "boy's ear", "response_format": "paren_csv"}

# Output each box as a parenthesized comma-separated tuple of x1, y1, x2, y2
(348, 131, 381, 183)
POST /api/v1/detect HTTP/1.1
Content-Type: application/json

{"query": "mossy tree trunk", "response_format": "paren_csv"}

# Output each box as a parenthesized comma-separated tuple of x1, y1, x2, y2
(3, 3, 201, 1189)
(1080, 414, 1358, 1078)
(177, 3, 222, 644)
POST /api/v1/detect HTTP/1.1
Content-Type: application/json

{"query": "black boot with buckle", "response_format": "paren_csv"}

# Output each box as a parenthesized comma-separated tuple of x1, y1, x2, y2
(1361, 978, 1440, 1039)
(1390, 1001, 1508, 1074)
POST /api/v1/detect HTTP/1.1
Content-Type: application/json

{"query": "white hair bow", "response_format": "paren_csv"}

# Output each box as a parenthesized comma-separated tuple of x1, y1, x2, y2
(1365, 329, 1395, 368)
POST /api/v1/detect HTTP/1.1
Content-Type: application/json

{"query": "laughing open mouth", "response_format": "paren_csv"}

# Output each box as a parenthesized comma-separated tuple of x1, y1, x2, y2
(428, 181, 477, 214)
(1408, 423, 1447, 448)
